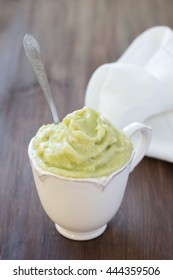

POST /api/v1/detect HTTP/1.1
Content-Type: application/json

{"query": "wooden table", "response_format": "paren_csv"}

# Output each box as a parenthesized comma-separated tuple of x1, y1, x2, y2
(0, 0, 173, 260)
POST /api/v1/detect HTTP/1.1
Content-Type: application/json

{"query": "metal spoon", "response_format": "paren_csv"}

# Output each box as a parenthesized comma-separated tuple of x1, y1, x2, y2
(23, 34, 59, 123)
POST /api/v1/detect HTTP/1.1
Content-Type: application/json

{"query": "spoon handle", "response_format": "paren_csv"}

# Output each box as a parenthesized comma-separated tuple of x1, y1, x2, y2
(23, 34, 59, 124)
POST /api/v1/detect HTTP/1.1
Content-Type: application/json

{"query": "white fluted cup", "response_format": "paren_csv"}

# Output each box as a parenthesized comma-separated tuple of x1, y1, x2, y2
(28, 122, 152, 241)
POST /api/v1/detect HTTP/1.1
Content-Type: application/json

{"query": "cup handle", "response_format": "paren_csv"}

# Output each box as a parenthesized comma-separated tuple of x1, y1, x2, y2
(123, 122, 152, 172)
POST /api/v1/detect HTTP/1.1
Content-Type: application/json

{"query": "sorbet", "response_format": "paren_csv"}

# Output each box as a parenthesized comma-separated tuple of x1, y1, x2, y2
(31, 107, 133, 178)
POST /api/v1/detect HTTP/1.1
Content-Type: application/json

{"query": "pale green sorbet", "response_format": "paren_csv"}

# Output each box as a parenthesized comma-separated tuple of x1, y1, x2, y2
(31, 107, 133, 178)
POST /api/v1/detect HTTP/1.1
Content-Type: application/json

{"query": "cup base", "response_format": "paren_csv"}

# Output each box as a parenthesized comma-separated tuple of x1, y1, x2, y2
(55, 224, 107, 241)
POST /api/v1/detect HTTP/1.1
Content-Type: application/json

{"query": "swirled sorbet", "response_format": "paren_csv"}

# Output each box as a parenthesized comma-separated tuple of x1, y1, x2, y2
(31, 107, 133, 178)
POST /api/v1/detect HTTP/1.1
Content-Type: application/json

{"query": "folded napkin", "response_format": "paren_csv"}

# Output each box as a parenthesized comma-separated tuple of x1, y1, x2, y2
(85, 26, 173, 162)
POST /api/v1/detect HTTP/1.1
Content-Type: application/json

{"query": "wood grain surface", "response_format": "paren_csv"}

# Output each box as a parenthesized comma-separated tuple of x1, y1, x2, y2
(0, 0, 173, 260)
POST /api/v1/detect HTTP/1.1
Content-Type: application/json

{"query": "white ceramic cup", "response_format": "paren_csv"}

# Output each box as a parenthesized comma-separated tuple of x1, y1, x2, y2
(28, 122, 152, 241)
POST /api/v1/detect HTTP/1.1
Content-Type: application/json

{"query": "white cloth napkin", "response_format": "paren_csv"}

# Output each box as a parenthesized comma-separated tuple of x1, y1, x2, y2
(85, 26, 173, 162)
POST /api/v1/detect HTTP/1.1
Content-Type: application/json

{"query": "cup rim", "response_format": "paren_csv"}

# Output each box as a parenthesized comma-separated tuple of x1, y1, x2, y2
(28, 137, 134, 184)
